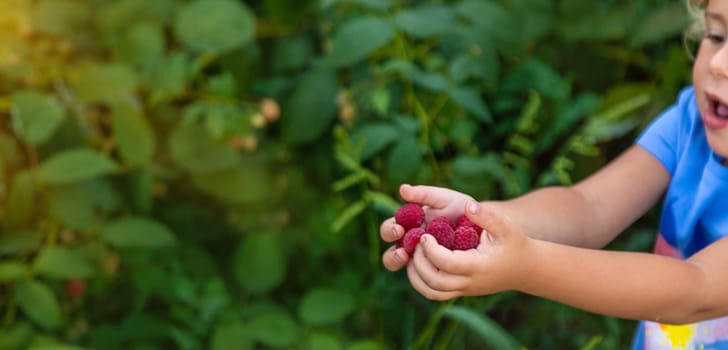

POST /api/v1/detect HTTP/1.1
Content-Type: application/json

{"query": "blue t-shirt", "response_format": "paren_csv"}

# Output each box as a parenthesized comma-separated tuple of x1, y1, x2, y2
(631, 86, 728, 349)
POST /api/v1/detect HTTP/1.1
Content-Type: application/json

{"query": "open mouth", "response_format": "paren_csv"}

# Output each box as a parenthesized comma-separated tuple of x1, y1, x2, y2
(704, 92, 728, 130)
(708, 95, 728, 119)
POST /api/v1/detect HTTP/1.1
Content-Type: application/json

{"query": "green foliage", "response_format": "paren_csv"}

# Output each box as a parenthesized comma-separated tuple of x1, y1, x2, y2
(0, 0, 690, 349)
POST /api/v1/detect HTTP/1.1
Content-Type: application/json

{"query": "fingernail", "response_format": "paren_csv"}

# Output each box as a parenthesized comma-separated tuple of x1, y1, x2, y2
(394, 250, 404, 263)
(391, 226, 400, 239)
(468, 201, 479, 215)
(420, 236, 427, 244)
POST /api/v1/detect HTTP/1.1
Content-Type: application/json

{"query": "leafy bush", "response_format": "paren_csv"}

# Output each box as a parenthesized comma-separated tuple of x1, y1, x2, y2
(0, 0, 691, 349)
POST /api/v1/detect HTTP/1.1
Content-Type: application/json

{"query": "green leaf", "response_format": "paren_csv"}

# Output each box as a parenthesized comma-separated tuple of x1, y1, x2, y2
(0, 262, 29, 283)
(0, 231, 43, 256)
(119, 21, 165, 66)
(70, 64, 138, 103)
(394, 5, 455, 38)
(169, 121, 239, 173)
(330, 199, 368, 233)
(246, 311, 300, 348)
(33, 247, 94, 280)
(325, 16, 395, 68)
(28, 346, 89, 350)
(0, 322, 33, 350)
(386, 136, 422, 185)
(347, 340, 385, 350)
(145, 51, 190, 105)
(16, 280, 62, 330)
(210, 322, 253, 350)
(630, 3, 688, 46)
(37, 148, 118, 185)
(47, 183, 98, 230)
(449, 87, 492, 123)
(101, 216, 177, 248)
(234, 233, 286, 294)
(307, 332, 342, 350)
(3, 171, 37, 231)
(112, 100, 156, 166)
(442, 305, 521, 350)
(175, 0, 256, 53)
(299, 287, 355, 327)
(351, 122, 400, 161)
(192, 162, 271, 205)
(11, 90, 65, 146)
(31, 0, 89, 36)
(282, 69, 338, 144)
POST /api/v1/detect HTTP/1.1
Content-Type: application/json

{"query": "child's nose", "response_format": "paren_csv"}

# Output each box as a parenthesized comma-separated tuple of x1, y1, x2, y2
(710, 45, 728, 78)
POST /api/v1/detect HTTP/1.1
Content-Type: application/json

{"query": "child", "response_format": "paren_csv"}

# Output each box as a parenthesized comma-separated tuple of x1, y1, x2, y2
(379, 0, 728, 348)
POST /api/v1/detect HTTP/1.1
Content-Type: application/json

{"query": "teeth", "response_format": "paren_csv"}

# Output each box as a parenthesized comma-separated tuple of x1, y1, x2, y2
(717, 102, 728, 118)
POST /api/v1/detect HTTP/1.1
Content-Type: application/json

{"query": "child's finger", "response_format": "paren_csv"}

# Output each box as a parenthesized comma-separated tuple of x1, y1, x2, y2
(406, 262, 461, 301)
(399, 184, 453, 210)
(382, 246, 408, 272)
(465, 201, 515, 242)
(418, 234, 470, 274)
(380, 217, 403, 242)
(411, 242, 470, 291)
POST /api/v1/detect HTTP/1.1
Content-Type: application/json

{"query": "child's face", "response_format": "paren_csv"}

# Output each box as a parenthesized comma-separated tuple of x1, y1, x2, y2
(693, 0, 728, 158)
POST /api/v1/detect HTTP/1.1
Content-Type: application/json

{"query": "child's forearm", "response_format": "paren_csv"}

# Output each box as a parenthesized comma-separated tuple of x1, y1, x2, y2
(519, 238, 728, 324)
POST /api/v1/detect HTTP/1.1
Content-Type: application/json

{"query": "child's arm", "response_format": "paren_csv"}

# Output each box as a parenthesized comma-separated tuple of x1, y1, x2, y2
(382, 145, 670, 270)
(409, 203, 728, 324)
(485, 145, 670, 248)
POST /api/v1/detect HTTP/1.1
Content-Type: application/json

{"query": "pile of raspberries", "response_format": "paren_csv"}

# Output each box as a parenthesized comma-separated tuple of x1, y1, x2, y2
(394, 202, 482, 255)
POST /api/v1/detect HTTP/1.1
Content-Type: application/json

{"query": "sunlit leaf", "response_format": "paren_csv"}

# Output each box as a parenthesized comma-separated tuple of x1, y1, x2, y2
(70, 64, 138, 103)
(33, 247, 94, 279)
(0, 262, 29, 283)
(175, 0, 256, 53)
(11, 90, 65, 146)
(112, 100, 156, 166)
(37, 148, 118, 185)
(3, 171, 37, 231)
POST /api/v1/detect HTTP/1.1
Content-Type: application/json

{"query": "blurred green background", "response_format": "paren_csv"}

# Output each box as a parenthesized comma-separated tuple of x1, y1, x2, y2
(0, 0, 692, 349)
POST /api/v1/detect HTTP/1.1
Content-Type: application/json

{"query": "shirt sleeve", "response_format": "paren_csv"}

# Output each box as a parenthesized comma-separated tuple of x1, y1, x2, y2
(635, 86, 694, 175)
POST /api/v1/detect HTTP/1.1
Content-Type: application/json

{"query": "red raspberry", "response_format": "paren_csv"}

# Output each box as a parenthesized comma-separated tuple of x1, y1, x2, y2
(429, 216, 456, 229)
(394, 203, 425, 230)
(402, 228, 425, 255)
(456, 214, 482, 234)
(66, 279, 85, 298)
(426, 220, 455, 249)
(452, 226, 480, 250)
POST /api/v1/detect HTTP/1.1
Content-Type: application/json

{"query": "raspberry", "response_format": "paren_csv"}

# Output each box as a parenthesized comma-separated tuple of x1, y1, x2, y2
(402, 228, 425, 255)
(456, 214, 482, 234)
(429, 216, 456, 229)
(452, 226, 480, 250)
(394, 203, 426, 230)
(426, 220, 455, 249)
(66, 279, 85, 298)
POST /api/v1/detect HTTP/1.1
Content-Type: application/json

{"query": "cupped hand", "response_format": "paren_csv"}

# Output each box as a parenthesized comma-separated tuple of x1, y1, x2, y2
(380, 184, 475, 271)
(406, 201, 535, 300)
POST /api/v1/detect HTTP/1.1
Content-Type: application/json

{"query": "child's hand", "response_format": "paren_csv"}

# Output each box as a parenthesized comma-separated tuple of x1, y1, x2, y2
(380, 184, 475, 271)
(406, 201, 535, 300)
